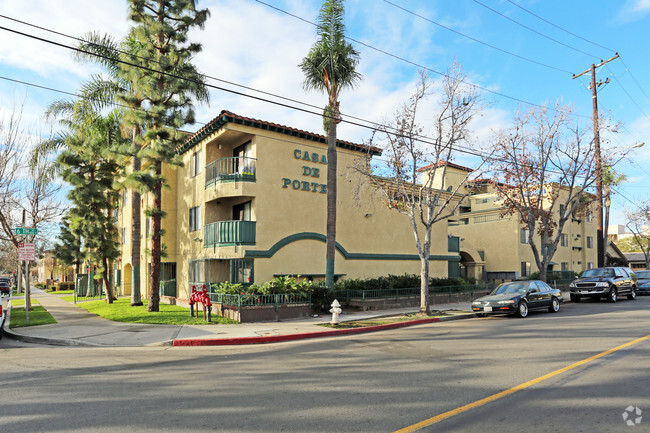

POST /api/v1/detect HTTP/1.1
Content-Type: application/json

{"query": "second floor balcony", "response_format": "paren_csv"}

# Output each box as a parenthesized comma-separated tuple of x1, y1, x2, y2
(204, 220, 256, 248)
(205, 157, 256, 188)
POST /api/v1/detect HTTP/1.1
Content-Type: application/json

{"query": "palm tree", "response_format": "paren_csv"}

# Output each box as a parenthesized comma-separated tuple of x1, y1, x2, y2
(299, 0, 361, 288)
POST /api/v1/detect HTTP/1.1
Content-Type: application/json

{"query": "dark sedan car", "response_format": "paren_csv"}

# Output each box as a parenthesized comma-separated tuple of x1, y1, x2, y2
(635, 270, 650, 295)
(0, 280, 10, 296)
(472, 280, 563, 318)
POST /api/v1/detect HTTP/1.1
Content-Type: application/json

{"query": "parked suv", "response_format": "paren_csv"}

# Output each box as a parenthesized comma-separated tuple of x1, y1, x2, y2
(569, 267, 637, 303)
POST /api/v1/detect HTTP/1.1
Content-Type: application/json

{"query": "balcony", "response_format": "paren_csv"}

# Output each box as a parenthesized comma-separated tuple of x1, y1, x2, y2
(204, 220, 256, 248)
(205, 157, 256, 188)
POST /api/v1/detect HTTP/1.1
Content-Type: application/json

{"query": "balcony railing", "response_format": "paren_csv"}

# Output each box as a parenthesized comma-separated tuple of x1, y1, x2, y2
(205, 156, 256, 187)
(204, 220, 256, 247)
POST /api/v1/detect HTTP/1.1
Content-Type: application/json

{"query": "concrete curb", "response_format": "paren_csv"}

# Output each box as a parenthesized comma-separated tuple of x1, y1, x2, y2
(172, 313, 475, 347)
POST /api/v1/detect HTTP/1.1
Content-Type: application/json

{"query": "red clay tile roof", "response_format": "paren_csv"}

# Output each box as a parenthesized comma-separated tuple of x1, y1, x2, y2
(177, 110, 382, 156)
(417, 160, 475, 172)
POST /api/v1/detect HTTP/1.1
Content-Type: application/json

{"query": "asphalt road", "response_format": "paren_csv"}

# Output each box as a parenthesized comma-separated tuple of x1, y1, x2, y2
(1, 297, 648, 433)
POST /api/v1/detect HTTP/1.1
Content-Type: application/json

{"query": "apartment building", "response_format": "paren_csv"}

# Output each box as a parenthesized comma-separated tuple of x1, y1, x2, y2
(114, 110, 462, 300)
(440, 165, 598, 282)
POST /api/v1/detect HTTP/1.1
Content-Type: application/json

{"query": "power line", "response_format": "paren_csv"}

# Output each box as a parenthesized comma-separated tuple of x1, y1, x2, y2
(504, 0, 615, 53)
(618, 55, 650, 104)
(470, 0, 601, 59)
(382, 0, 573, 74)
(252, 0, 593, 121)
(0, 17, 595, 165)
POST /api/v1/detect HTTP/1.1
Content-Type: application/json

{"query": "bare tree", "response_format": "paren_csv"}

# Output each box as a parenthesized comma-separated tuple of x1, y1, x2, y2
(490, 104, 598, 281)
(0, 99, 64, 304)
(625, 204, 650, 269)
(354, 64, 483, 315)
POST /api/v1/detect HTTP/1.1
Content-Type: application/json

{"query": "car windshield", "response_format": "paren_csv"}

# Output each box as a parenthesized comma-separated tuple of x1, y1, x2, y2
(581, 268, 614, 278)
(492, 282, 529, 295)
(635, 270, 650, 278)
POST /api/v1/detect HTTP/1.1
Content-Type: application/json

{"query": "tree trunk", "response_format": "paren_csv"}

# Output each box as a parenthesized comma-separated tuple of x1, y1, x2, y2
(325, 117, 338, 288)
(131, 154, 143, 306)
(148, 161, 162, 312)
(419, 255, 430, 315)
(102, 256, 114, 303)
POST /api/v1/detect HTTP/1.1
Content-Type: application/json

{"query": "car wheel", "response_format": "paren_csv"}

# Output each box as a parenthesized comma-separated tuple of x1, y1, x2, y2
(516, 301, 528, 318)
(627, 288, 636, 301)
(607, 287, 617, 303)
(570, 293, 581, 303)
(548, 297, 560, 313)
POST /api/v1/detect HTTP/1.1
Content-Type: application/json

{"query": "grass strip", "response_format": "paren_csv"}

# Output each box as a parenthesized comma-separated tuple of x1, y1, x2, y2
(9, 305, 57, 328)
(73, 297, 238, 325)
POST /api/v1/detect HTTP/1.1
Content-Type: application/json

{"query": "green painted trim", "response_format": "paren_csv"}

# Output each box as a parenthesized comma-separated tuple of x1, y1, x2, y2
(244, 232, 460, 262)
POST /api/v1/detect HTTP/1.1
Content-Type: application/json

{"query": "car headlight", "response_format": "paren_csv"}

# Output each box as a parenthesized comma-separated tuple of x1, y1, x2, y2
(595, 282, 609, 287)
(497, 300, 515, 304)
(569, 282, 576, 288)
(472, 301, 481, 305)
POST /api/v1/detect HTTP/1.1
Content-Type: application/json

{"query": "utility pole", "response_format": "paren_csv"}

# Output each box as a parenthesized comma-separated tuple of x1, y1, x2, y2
(573, 53, 619, 268)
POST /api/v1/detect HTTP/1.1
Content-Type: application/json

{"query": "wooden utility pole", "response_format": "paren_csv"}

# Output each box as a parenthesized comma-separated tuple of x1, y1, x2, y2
(573, 53, 619, 268)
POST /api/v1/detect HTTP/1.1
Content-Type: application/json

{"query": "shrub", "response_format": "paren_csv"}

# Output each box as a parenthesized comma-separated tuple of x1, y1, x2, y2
(57, 281, 75, 291)
(211, 282, 244, 295)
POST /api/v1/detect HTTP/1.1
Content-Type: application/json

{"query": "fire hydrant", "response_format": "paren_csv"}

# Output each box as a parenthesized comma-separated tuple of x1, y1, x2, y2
(329, 299, 342, 325)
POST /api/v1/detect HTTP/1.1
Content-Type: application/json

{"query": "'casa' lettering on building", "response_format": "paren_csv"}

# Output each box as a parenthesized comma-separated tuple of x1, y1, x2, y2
(293, 149, 327, 164)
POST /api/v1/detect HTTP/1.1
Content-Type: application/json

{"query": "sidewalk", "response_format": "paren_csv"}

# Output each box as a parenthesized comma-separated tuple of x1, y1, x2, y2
(1, 287, 475, 347)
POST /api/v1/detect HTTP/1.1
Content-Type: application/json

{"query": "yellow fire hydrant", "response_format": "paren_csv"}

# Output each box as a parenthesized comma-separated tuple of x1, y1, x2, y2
(329, 299, 342, 325)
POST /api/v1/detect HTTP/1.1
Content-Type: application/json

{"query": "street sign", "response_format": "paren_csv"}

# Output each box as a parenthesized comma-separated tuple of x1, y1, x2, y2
(18, 243, 36, 261)
(15, 227, 38, 235)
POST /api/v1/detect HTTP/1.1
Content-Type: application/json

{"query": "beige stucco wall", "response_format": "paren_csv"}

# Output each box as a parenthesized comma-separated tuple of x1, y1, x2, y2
(115, 119, 461, 300)
(450, 189, 598, 278)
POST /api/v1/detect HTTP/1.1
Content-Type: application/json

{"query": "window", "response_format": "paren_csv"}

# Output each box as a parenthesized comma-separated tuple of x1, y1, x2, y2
(191, 150, 202, 177)
(586, 236, 593, 248)
(520, 228, 530, 244)
(561, 233, 568, 247)
(232, 259, 253, 284)
(560, 204, 566, 218)
(189, 206, 201, 232)
(521, 261, 531, 277)
(561, 262, 569, 271)
(233, 201, 252, 221)
(585, 210, 593, 223)
(122, 227, 127, 244)
(123, 189, 128, 205)
(188, 260, 204, 283)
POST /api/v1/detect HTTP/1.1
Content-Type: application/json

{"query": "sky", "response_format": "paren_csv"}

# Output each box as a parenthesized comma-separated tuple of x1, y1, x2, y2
(1, 0, 649, 228)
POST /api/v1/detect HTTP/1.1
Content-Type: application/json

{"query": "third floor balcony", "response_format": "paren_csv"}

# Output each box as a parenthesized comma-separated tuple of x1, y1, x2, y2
(205, 156, 256, 188)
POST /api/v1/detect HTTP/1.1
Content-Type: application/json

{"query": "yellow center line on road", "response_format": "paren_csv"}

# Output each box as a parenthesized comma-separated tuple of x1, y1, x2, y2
(394, 334, 650, 433)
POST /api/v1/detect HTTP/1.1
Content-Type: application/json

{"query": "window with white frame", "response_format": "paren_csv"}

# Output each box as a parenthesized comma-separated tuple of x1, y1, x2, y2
(561, 233, 568, 247)
(521, 261, 531, 277)
(587, 262, 593, 269)
(561, 262, 569, 271)
(189, 206, 201, 232)
(191, 150, 201, 177)
(585, 209, 593, 223)
(586, 236, 593, 248)
(520, 228, 529, 244)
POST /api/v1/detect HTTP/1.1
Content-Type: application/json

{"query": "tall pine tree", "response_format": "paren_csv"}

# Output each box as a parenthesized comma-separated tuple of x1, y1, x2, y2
(56, 109, 125, 303)
(124, 0, 209, 311)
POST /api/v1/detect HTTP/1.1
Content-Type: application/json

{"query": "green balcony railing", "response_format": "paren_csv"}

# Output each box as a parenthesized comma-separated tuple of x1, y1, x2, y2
(204, 220, 256, 247)
(205, 156, 256, 187)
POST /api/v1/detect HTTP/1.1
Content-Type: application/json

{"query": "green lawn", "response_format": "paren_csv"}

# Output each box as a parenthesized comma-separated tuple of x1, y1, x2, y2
(9, 299, 39, 307)
(9, 305, 57, 328)
(74, 298, 238, 325)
